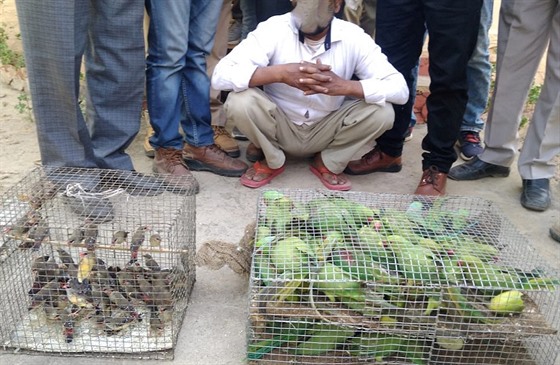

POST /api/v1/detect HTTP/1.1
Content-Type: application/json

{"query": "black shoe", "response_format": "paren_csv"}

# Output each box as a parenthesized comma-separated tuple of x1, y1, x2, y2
(44, 167, 104, 193)
(102, 170, 165, 196)
(448, 156, 510, 181)
(61, 194, 114, 223)
(520, 178, 551, 212)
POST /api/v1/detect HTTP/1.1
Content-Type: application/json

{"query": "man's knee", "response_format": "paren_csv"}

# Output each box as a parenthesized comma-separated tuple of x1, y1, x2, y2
(375, 103, 395, 130)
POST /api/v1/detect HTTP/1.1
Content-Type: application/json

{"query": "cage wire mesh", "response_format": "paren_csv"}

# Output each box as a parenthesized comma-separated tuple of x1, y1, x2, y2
(0, 166, 197, 359)
(247, 189, 560, 365)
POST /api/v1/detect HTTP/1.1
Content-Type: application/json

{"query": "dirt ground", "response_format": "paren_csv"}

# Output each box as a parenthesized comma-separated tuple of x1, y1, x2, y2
(0, 2, 559, 365)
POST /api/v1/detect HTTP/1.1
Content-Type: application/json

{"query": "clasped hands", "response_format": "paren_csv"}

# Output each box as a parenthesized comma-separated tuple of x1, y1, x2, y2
(283, 59, 346, 96)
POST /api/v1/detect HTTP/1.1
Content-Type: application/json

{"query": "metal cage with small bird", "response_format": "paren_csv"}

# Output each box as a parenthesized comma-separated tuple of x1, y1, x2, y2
(0, 166, 197, 360)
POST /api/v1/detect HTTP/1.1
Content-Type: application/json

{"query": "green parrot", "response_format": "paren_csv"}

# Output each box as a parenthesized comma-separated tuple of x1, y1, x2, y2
(385, 235, 440, 283)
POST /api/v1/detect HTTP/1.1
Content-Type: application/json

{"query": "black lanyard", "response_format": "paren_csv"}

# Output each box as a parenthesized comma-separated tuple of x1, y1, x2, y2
(298, 23, 332, 51)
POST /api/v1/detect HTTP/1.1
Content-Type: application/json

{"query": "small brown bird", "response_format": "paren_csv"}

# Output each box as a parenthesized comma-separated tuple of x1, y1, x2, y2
(130, 225, 148, 260)
(67, 226, 84, 245)
(143, 254, 161, 272)
(149, 233, 162, 247)
(30, 225, 49, 251)
(104, 288, 130, 309)
(111, 230, 129, 245)
(83, 221, 98, 241)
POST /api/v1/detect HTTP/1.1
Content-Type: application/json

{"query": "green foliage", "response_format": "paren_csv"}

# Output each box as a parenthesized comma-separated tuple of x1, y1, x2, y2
(15, 91, 33, 121)
(0, 24, 25, 68)
(527, 83, 542, 104)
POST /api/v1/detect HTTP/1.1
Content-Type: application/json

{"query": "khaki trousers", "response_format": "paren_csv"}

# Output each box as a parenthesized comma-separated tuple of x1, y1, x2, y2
(207, 0, 232, 127)
(225, 88, 394, 173)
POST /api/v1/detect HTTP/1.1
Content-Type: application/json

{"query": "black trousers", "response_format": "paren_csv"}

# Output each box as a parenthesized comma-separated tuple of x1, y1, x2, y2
(376, 0, 482, 172)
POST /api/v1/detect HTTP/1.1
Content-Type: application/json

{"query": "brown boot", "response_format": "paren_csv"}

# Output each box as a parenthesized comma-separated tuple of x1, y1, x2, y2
(153, 147, 199, 194)
(213, 126, 240, 158)
(246, 142, 264, 162)
(414, 166, 447, 196)
(144, 123, 155, 158)
(344, 146, 402, 175)
(183, 144, 248, 177)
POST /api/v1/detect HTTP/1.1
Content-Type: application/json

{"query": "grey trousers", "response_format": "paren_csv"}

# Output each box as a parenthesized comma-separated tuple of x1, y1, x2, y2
(480, 0, 560, 179)
(225, 88, 394, 173)
(16, 0, 145, 170)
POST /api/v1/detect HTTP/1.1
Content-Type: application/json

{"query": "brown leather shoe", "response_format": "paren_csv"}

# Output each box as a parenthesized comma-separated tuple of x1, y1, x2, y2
(213, 126, 240, 158)
(344, 146, 402, 175)
(183, 144, 248, 177)
(246, 142, 264, 163)
(153, 147, 199, 194)
(414, 166, 447, 196)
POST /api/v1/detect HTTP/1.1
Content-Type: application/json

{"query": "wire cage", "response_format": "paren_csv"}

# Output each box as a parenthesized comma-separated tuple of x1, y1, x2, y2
(247, 189, 560, 365)
(0, 167, 197, 360)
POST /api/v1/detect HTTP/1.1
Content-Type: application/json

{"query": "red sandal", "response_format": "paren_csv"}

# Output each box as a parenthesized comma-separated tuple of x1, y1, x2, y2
(240, 160, 285, 188)
(309, 155, 352, 191)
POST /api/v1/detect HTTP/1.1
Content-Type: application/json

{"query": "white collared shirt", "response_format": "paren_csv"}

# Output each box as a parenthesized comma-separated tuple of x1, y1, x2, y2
(212, 13, 409, 126)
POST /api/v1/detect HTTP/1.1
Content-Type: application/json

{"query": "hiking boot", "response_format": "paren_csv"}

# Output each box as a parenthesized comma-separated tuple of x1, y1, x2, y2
(344, 146, 402, 175)
(414, 166, 447, 196)
(144, 123, 155, 158)
(183, 144, 248, 177)
(213, 126, 240, 158)
(246, 143, 264, 163)
(458, 131, 483, 161)
(153, 147, 199, 195)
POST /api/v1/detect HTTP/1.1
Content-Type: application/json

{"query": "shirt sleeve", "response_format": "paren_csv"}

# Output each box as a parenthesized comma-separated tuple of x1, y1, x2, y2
(353, 35, 409, 106)
(211, 24, 275, 92)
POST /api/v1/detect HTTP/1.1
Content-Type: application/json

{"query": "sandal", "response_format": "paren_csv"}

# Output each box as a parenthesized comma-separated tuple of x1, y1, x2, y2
(240, 160, 285, 188)
(309, 155, 352, 191)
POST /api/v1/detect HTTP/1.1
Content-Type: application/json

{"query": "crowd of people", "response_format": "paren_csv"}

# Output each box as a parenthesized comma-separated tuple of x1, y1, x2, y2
(14, 0, 559, 226)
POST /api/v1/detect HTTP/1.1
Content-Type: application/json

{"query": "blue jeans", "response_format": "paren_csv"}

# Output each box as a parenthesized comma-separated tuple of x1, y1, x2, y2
(145, 0, 221, 149)
(462, 0, 494, 133)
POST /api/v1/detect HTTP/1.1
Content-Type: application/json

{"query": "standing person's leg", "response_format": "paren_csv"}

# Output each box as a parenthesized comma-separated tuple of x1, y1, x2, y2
(360, 0, 377, 38)
(145, 0, 190, 151)
(86, 0, 145, 170)
(419, 0, 481, 172)
(480, 0, 552, 167)
(519, 10, 560, 180)
(240, 0, 257, 39)
(458, 0, 494, 161)
(256, 0, 293, 22)
(15, 0, 95, 168)
(207, 0, 240, 158)
(517, 3, 559, 211)
(181, 0, 248, 177)
(414, 0, 481, 195)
